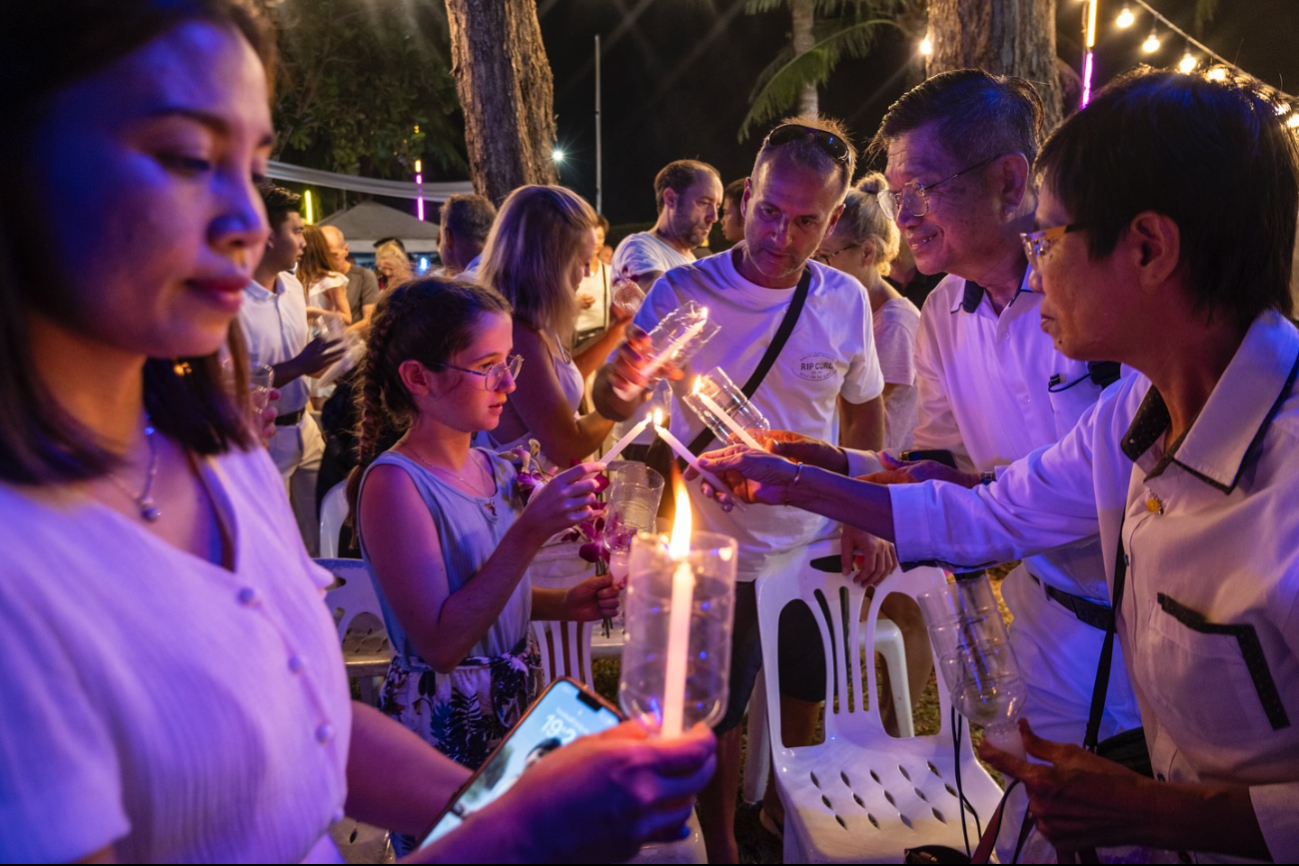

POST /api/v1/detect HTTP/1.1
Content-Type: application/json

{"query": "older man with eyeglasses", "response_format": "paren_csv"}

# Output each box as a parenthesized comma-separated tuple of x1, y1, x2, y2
(594, 115, 887, 863)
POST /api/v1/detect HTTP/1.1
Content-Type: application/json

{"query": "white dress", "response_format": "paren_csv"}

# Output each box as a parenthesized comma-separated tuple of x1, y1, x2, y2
(0, 447, 351, 863)
(307, 272, 349, 319)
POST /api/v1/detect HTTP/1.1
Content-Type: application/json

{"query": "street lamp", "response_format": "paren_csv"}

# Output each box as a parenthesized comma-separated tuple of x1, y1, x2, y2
(552, 147, 566, 164)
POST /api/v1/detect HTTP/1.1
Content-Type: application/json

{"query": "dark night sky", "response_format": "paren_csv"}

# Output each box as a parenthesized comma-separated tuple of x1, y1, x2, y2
(532, 0, 1299, 228)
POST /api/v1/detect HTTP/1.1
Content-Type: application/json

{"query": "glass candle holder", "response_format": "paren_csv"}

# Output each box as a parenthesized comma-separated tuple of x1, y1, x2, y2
(918, 574, 1027, 754)
(604, 464, 665, 589)
(682, 366, 771, 449)
(620, 530, 738, 736)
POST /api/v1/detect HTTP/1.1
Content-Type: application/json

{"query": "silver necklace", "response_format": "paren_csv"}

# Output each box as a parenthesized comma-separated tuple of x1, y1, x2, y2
(405, 447, 496, 515)
(107, 417, 161, 522)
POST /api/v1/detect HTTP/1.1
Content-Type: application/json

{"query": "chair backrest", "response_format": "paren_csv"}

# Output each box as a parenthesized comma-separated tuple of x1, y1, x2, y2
(319, 481, 350, 560)
(316, 557, 387, 642)
(531, 619, 596, 687)
(755, 540, 953, 749)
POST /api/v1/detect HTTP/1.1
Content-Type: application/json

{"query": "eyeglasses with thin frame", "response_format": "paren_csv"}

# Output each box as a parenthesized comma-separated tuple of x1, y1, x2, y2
(1020, 223, 1087, 267)
(434, 354, 524, 391)
(764, 123, 851, 164)
(812, 242, 860, 266)
(877, 152, 1009, 221)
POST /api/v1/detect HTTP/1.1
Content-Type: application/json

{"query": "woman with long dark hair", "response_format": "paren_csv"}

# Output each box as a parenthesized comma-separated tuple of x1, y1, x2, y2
(0, 3, 712, 861)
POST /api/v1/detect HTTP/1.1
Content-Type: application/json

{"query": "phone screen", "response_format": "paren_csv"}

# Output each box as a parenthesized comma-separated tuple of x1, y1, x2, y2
(418, 678, 623, 848)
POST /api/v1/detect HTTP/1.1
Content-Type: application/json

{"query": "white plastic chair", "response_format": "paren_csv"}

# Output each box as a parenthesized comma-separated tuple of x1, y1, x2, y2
(742, 585, 914, 804)
(317, 557, 392, 706)
(318, 481, 349, 559)
(756, 547, 1004, 863)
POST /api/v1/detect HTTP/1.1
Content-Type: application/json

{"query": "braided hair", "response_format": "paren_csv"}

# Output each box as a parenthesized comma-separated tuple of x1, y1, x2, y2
(345, 276, 512, 514)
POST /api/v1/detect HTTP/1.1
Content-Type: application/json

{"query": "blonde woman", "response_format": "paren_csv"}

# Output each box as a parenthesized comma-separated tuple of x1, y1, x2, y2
(375, 240, 414, 290)
(814, 172, 921, 450)
(480, 185, 618, 468)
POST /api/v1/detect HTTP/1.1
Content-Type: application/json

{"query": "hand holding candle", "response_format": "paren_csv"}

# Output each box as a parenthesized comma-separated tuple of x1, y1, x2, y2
(652, 409, 747, 512)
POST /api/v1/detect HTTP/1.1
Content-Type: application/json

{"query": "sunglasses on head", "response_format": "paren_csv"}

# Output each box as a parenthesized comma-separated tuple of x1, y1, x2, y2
(764, 123, 850, 164)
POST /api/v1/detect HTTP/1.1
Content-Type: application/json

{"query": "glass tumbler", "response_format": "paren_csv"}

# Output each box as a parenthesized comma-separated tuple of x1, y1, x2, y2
(249, 363, 275, 414)
(620, 530, 738, 735)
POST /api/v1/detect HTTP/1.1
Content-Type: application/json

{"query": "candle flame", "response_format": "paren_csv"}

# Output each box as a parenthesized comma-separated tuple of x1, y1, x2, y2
(692, 376, 702, 395)
(668, 471, 691, 558)
(653, 407, 664, 427)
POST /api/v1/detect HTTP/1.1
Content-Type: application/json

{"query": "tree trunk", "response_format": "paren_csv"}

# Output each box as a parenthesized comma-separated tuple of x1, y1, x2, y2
(790, 0, 818, 117)
(925, 0, 1062, 131)
(444, 0, 558, 205)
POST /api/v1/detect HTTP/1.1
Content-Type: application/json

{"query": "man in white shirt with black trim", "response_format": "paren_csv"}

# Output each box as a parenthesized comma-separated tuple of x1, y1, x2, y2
(595, 118, 886, 863)
(700, 68, 1299, 863)
(868, 70, 1141, 750)
(238, 185, 344, 555)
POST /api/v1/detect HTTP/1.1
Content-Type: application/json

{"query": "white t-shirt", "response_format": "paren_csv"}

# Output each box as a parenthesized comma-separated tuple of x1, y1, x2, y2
(873, 295, 922, 451)
(610, 232, 698, 445)
(238, 273, 310, 414)
(0, 446, 351, 863)
(575, 262, 611, 334)
(634, 246, 884, 581)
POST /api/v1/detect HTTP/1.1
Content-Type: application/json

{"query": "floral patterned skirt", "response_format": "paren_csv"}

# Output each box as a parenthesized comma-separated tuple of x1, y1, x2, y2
(379, 636, 542, 771)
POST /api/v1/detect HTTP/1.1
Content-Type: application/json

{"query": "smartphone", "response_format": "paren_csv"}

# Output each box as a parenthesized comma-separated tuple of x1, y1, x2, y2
(897, 448, 958, 469)
(417, 678, 624, 849)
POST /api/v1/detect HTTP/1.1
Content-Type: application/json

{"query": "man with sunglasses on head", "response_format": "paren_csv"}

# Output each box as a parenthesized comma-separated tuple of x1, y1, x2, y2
(594, 116, 887, 863)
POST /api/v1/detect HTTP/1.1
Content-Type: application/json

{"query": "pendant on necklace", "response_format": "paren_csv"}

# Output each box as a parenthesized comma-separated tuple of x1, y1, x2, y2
(140, 497, 162, 522)
(483, 499, 496, 517)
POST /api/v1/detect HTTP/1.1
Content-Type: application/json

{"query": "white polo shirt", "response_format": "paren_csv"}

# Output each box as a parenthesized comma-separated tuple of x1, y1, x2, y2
(893, 270, 1123, 603)
(889, 310, 1299, 863)
(238, 273, 310, 415)
(636, 246, 884, 581)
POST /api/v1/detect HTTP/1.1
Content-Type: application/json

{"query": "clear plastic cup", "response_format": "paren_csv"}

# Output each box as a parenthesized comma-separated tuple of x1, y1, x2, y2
(249, 363, 275, 413)
(918, 574, 1027, 749)
(613, 300, 720, 401)
(620, 530, 738, 734)
(682, 366, 771, 448)
(603, 463, 664, 589)
(612, 279, 646, 317)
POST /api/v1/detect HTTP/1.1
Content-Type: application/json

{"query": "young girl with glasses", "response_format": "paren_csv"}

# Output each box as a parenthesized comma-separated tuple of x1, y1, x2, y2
(350, 279, 618, 805)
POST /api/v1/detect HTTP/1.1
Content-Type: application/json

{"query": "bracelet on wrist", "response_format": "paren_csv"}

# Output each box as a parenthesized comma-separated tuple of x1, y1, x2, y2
(786, 461, 805, 505)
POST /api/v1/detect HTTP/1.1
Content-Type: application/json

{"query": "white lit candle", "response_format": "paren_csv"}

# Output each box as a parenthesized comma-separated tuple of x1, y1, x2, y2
(602, 415, 653, 464)
(661, 475, 695, 738)
(652, 410, 747, 512)
(692, 377, 765, 451)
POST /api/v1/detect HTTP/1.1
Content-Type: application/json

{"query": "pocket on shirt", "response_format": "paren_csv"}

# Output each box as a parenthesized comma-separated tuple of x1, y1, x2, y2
(1046, 369, 1104, 437)
(1142, 593, 1290, 742)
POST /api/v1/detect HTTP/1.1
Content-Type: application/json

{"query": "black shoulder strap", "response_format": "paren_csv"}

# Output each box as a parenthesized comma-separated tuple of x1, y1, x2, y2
(684, 265, 813, 456)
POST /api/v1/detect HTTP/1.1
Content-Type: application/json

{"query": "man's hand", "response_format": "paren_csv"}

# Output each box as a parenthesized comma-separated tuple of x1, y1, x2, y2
(840, 525, 897, 585)
(860, 452, 981, 488)
(695, 444, 799, 506)
(256, 388, 280, 444)
(754, 430, 849, 474)
(979, 719, 1158, 855)
(290, 335, 347, 380)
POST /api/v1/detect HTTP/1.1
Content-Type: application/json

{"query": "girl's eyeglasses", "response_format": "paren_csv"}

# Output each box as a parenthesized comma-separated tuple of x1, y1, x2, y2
(434, 354, 524, 391)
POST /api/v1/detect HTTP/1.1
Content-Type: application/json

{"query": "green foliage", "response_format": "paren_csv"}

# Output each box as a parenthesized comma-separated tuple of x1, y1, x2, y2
(739, 0, 923, 142)
(258, 0, 466, 179)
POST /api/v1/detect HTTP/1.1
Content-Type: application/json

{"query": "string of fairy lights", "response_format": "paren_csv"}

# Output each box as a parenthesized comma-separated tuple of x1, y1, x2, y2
(919, 1, 1299, 127)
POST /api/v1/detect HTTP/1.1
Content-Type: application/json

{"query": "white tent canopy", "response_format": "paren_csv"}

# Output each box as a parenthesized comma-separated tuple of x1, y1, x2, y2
(318, 201, 441, 254)
(266, 160, 474, 202)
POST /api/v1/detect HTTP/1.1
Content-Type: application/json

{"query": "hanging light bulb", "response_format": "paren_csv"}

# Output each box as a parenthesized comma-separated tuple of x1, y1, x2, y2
(1142, 27, 1161, 54)
(1206, 66, 1228, 82)
(920, 35, 933, 56)
(1288, 114, 1299, 130)
(1116, 5, 1135, 28)
(1178, 48, 1197, 74)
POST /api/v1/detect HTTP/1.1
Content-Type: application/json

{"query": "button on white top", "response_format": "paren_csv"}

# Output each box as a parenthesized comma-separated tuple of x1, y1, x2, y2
(236, 587, 259, 607)
(288, 656, 304, 674)
(316, 723, 334, 744)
